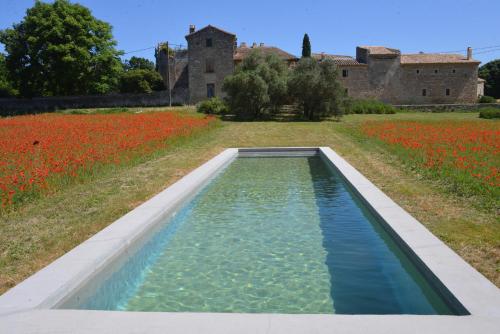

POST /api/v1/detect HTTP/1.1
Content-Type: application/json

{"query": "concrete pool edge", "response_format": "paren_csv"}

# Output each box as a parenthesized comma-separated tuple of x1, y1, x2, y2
(0, 147, 499, 333)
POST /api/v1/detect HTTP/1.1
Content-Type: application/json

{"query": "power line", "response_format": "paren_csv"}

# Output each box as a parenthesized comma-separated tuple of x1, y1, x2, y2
(122, 43, 186, 55)
(435, 44, 500, 54)
(474, 47, 500, 55)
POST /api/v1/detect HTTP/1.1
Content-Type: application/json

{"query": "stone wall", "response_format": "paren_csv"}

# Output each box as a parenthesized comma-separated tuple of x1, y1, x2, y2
(339, 56, 479, 104)
(338, 66, 372, 99)
(186, 27, 235, 104)
(398, 63, 478, 104)
(0, 91, 177, 116)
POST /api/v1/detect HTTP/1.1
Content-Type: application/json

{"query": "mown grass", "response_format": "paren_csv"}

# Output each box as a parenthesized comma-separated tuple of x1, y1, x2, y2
(0, 108, 498, 294)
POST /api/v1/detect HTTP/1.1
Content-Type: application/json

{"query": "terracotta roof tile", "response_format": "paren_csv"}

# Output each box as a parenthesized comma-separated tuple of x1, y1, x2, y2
(312, 53, 365, 66)
(234, 46, 298, 61)
(358, 46, 400, 55)
(401, 53, 480, 64)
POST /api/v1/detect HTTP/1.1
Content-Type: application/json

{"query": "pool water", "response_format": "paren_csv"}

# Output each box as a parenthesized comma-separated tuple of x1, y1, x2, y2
(74, 156, 455, 314)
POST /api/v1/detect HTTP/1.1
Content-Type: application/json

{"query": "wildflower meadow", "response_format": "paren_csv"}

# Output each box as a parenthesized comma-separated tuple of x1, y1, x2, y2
(361, 120, 499, 207)
(0, 112, 215, 207)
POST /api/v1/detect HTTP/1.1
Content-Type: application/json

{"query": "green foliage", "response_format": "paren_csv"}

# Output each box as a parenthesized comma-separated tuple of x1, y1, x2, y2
(119, 69, 165, 94)
(197, 97, 228, 115)
(124, 56, 155, 71)
(0, 0, 123, 97)
(346, 99, 397, 114)
(479, 59, 500, 98)
(223, 70, 269, 120)
(288, 57, 345, 120)
(479, 108, 500, 119)
(223, 50, 289, 119)
(0, 53, 17, 97)
(478, 95, 496, 103)
(302, 34, 311, 58)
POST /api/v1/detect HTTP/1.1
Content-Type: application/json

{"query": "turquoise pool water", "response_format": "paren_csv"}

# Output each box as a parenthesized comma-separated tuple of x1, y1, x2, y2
(75, 156, 455, 314)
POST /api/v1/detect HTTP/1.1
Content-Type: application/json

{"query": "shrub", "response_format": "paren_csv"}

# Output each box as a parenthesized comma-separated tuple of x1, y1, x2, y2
(478, 95, 496, 103)
(197, 97, 228, 115)
(479, 108, 500, 119)
(346, 99, 397, 114)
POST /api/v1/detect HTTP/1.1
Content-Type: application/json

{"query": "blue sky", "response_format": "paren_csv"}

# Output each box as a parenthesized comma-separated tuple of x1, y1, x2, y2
(1, 0, 499, 65)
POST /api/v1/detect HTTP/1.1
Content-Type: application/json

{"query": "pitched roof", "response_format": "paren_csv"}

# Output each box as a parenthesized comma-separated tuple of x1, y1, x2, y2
(312, 53, 365, 66)
(358, 46, 400, 56)
(234, 45, 298, 61)
(185, 25, 236, 39)
(401, 53, 480, 64)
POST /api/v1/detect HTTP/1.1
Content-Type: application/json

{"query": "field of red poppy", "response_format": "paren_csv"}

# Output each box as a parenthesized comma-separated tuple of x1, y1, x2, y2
(0, 111, 216, 208)
(361, 120, 499, 208)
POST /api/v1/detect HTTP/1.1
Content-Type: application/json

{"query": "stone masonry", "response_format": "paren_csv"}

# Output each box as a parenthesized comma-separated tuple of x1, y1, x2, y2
(157, 25, 481, 105)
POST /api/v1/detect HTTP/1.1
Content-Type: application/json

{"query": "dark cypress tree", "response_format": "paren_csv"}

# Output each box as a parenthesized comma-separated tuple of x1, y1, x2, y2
(302, 33, 311, 58)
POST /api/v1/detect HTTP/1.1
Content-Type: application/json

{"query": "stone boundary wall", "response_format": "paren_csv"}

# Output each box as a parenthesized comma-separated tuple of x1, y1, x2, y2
(0, 90, 187, 117)
(394, 103, 500, 112)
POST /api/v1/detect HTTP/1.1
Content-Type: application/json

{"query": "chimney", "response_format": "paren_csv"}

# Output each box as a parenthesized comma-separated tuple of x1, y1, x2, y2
(189, 25, 196, 34)
(259, 42, 264, 47)
(240, 42, 247, 48)
(467, 47, 472, 60)
(252, 42, 257, 48)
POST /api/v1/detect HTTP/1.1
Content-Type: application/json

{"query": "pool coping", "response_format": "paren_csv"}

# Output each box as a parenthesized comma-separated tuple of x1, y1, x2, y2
(1, 147, 499, 333)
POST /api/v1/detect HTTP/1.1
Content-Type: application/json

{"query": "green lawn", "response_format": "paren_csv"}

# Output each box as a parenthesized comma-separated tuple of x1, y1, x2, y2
(0, 108, 498, 294)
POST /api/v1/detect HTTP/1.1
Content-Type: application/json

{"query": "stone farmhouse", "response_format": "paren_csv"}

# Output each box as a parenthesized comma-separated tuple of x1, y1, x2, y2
(156, 25, 482, 105)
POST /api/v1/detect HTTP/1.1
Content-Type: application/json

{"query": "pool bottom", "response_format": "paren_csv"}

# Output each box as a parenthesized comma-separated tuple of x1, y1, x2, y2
(70, 156, 455, 315)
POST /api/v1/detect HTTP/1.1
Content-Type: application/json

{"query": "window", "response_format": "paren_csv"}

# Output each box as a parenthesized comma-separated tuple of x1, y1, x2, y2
(434, 69, 438, 74)
(446, 88, 450, 96)
(342, 69, 348, 77)
(452, 69, 456, 73)
(345, 88, 348, 95)
(206, 38, 213, 47)
(416, 69, 420, 74)
(207, 83, 215, 98)
(205, 58, 214, 73)
(422, 89, 427, 96)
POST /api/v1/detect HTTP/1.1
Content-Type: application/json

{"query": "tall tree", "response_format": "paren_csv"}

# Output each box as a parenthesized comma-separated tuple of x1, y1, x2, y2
(479, 59, 500, 98)
(0, 0, 123, 97)
(302, 34, 311, 58)
(0, 53, 17, 97)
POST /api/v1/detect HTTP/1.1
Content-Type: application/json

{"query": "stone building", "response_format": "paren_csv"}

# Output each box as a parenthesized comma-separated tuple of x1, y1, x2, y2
(313, 46, 481, 104)
(157, 25, 481, 105)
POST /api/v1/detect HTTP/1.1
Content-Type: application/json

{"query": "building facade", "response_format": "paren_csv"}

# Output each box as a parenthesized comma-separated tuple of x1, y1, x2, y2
(157, 25, 481, 105)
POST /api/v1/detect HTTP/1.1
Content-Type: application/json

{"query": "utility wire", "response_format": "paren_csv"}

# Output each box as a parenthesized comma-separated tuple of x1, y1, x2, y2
(122, 43, 186, 55)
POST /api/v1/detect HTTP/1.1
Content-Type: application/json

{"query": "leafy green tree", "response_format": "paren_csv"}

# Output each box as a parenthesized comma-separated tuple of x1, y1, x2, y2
(124, 56, 155, 71)
(119, 69, 165, 94)
(222, 50, 289, 118)
(222, 71, 269, 119)
(288, 57, 345, 120)
(479, 59, 500, 98)
(0, 53, 17, 97)
(302, 34, 311, 58)
(0, 0, 123, 97)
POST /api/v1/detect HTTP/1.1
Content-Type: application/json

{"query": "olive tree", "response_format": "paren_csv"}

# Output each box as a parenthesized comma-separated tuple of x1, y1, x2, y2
(288, 57, 345, 120)
(222, 50, 289, 119)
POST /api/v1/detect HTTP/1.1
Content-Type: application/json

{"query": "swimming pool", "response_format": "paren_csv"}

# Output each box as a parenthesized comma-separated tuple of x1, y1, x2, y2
(3, 148, 499, 334)
(63, 154, 455, 314)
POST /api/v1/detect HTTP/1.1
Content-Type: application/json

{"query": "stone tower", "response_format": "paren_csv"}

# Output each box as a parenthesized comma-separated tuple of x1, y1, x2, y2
(185, 25, 236, 104)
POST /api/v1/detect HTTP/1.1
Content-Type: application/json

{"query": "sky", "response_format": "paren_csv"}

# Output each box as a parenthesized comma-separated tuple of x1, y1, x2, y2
(1, 0, 499, 65)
